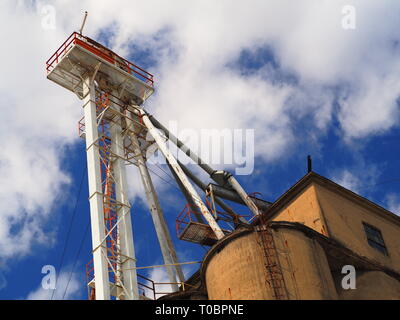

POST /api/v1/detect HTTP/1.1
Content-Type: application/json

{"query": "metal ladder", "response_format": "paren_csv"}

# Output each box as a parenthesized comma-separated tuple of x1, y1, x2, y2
(256, 218, 288, 300)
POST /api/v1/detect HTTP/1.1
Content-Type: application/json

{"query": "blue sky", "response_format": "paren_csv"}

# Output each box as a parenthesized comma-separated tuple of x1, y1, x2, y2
(0, 0, 400, 299)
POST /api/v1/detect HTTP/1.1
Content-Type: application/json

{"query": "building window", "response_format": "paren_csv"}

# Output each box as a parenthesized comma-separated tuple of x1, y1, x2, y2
(363, 222, 388, 255)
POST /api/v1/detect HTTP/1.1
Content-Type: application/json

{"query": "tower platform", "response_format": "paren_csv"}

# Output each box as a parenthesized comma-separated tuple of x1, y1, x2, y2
(46, 32, 154, 104)
(176, 204, 231, 246)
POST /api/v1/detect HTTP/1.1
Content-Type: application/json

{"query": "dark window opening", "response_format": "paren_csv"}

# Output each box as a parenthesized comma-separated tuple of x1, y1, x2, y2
(363, 222, 388, 255)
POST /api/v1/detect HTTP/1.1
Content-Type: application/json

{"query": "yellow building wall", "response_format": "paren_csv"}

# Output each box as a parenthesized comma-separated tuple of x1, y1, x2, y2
(270, 180, 400, 273)
(203, 228, 338, 300)
(205, 232, 274, 300)
(273, 227, 338, 300)
(334, 271, 400, 300)
(314, 184, 400, 274)
(271, 183, 328, 236)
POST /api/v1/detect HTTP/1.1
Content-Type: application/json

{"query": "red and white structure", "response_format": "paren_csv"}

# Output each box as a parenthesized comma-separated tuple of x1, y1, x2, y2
(46, 31, 264, 300)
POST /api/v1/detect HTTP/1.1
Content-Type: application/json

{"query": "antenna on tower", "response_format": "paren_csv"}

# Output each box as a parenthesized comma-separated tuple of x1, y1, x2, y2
(79, 11, 88, 35)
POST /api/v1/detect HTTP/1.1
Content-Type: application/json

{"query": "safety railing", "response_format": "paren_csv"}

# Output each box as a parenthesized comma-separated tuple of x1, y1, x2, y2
(137, 274, 156, 299)
(176, 201, 245, 238)
(45, 32, 154, 86)
(86, 260, 195, 300)
(138, 274, 196, 300)
(175, 204, 202, 238)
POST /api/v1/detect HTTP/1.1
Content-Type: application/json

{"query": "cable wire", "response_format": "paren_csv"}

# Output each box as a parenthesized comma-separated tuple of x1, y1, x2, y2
(146, 162, 182, 193)
(62, 218, 90, 300)
(358, 178, 400, 190)
(51, 163, 87, 300)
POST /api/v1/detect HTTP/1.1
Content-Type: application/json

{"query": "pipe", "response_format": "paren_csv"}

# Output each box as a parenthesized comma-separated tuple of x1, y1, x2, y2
(79, 11, 88, 35)
(146, 112, 268, 218)
(165, 160, 204, 223)
(177, 160, 248, 225)
(147, 114, 215, 176)
(126, 111, 184, 286)
(139, 109, 225, 240)
(227, 174, 261, 216)
(207, 183, 271, 212)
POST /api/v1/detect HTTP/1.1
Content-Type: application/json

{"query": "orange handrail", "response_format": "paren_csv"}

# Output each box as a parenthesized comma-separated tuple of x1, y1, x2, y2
(46, 32, 154, 86)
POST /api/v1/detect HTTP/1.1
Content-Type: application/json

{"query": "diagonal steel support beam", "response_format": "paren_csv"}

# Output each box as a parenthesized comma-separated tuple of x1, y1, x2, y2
(138, 109, 225, 240)
(125, 108, 185, 287)
(147, 113, 267, 218)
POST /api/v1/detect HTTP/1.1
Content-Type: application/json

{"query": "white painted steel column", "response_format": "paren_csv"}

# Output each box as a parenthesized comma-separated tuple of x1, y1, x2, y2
(111, 109, 139, 300)
(126, 111, 184, 288)
(228, 176, 261, 216)
(139, 110, 225, 240)
(83, 77, 110, 300)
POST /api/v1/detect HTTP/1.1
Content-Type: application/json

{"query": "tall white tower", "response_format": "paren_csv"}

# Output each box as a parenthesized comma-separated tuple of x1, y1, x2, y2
(45, 30, 239, 300)
(45, 32, 181, 299)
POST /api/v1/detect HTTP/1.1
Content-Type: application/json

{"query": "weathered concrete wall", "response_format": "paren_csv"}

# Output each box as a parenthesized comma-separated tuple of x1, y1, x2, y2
(204, 231, 273, 300)
(271, 184, 328, 236)
(203, 226, 337, 300)
(270, 180, 400, 275)
(314, 184, 400, 274)
(202, 176, 400, 300)
(273, 227, 338, 300)
(333, 270, 400, 300)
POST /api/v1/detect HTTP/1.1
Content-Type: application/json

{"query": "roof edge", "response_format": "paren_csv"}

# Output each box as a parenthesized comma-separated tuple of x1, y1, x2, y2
(259, 171, 400, 227)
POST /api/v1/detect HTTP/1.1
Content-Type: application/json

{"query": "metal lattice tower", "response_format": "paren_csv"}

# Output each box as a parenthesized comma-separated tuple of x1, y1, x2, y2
(46, 31, 272, 300)
(46, 32, 183, 300)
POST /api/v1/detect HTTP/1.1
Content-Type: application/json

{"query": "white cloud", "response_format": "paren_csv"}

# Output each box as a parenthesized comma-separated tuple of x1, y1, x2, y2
(332, 169, 362, 193)
(0, 2, 79, 260)
(386, 194, 400, 216)
(0, 272, 7, 291)
(141, 263, 195, 299)
(148, 267, 174, 299)
(1, 0, 400, 263)
(338, 72, 400, 139)
(26, 269, 81, 300)
(331, 160, 380, 195)
(58, 0, 400, 148)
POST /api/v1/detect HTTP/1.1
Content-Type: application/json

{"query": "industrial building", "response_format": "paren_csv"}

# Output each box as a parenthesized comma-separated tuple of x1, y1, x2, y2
(162, 171, 400, 300)
(45, 25, 400, 300)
